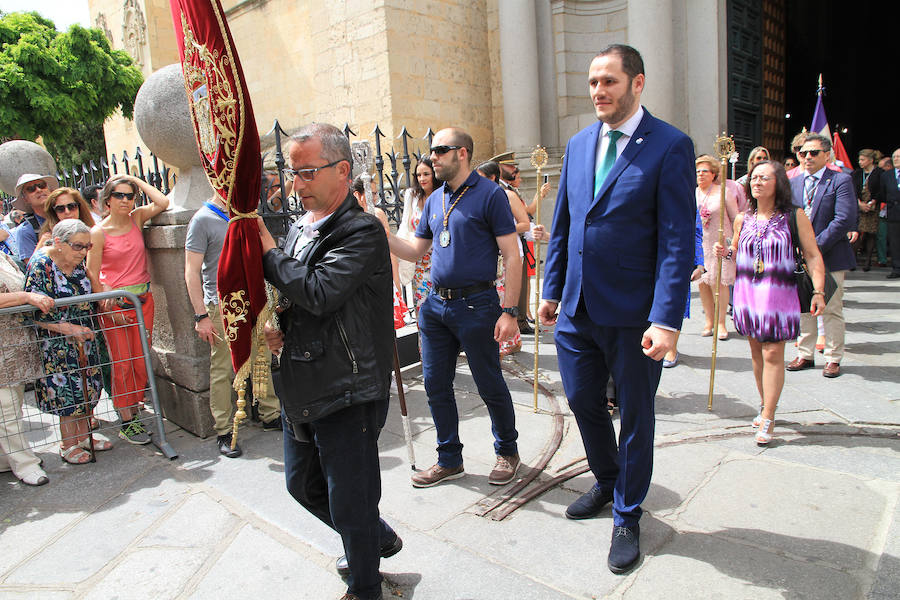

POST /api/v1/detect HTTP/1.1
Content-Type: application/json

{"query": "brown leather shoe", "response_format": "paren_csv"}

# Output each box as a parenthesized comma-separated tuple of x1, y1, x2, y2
(411, 463, 464, 488)
(786, 357, 815, 371)
(488, 454, 521, 485)
(823, 362, 841, 378)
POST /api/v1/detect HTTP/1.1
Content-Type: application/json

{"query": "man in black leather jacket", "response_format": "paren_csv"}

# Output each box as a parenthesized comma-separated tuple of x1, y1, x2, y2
(259, 123, 399, 600)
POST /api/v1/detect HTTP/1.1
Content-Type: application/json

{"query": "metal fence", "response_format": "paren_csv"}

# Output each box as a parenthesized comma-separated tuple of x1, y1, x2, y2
(2, 121, 435, 231)
(0, 290, 177, 466)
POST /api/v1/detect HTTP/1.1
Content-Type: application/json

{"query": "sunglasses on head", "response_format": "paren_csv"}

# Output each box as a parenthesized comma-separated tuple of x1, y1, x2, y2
(430, 145, 462, 155)
(53, 202, 79, 214)
(792, 146, 802, 153)
(798, 149, 822, 158)
(110, 191, 136, 200)
(25, 181, 48, 193)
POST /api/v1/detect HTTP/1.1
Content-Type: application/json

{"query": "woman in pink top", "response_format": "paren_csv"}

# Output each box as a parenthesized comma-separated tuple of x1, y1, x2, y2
(87, 174, 168, 445)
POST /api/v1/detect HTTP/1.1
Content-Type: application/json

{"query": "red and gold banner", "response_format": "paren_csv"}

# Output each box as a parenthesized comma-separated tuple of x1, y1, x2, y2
(169, 0, 265, 384)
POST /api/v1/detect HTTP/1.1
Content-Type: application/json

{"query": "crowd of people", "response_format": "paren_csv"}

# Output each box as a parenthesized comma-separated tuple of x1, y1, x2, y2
(2, 40, 900, 600)
(0, 173, 168, 485)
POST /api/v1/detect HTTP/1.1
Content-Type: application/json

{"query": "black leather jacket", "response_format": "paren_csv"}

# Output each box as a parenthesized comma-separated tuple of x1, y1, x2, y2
(263, 194, 394, 423)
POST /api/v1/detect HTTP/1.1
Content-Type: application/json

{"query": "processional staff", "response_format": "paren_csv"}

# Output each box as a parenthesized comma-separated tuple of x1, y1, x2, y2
(530, 145, 548, 413)
(707, 133, 735, 411)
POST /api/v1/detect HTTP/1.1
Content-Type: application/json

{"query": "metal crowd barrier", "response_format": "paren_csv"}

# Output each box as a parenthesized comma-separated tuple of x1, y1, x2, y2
(0, 290, 177, 462)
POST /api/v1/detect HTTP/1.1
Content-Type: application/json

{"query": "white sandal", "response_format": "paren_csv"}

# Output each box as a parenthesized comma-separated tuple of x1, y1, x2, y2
(752, 404, 764, 429)
(78, 436, 113, 452)
(755, 419, 774, 446)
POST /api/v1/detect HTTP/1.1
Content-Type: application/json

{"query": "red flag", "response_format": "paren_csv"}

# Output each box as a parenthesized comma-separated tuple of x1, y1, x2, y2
(832, 131, 853, 170)
(169, 0, 265, 383)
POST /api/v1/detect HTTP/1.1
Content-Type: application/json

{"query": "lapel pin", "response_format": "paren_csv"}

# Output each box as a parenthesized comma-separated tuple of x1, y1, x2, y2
(635, 138, 643, 145)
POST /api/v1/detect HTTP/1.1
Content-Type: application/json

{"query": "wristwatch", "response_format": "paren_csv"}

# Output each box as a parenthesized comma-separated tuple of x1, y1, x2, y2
(501, 306, 519, 318)
(194, 313, 210, 322)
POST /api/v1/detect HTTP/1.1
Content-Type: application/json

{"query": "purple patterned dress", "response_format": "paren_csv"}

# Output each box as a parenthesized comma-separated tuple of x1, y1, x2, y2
(732, 211, 800, 342)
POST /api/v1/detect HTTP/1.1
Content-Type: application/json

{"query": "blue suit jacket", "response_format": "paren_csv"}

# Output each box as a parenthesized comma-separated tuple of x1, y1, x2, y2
(543, 109, 696, 329)
(790, 169, 857, 272)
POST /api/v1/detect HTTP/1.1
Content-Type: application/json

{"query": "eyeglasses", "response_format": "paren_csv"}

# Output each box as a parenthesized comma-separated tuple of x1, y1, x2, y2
(749, 175, 773, 183)
(110, 191, 136, 200)
(24, 181, 48, 193)
(798, 149, 822, 158)
(282, 159, 345, 182)
(430, 145, 462, 155)
(696, 169, 713, 174)
(54, 202, 79, 214)
(65, 241, 93, 252)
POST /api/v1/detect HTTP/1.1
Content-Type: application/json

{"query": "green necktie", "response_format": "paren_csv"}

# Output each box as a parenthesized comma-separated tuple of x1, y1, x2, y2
(594, 130, 624, 197)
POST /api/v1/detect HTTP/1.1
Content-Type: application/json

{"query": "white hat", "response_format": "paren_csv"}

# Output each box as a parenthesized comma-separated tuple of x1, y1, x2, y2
(13, 174, 58, 212)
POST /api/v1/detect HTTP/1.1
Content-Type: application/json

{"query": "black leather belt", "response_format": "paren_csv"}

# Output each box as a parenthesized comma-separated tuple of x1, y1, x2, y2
(434, 281, 493, 300)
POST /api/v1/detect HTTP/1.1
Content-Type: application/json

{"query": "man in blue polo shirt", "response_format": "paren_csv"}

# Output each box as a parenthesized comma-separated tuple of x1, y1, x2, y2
(388, 127, 523, 488)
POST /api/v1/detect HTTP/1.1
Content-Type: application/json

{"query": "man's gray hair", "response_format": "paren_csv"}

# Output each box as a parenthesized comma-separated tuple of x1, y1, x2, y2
(804, 133, 832, 152)
(53, 219, 90, 243)
(291, 123, 353, 166)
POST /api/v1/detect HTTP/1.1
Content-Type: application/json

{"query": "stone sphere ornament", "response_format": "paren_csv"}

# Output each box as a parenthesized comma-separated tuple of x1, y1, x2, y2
(0, 141, 58, 196)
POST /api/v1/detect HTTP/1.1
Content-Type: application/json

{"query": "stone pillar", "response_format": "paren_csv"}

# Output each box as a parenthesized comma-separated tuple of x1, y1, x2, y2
(133, 63, 216, 438)
(498, 0, 541, 153)
(627, 0, 675, 124)
(535, 0, 558, 150)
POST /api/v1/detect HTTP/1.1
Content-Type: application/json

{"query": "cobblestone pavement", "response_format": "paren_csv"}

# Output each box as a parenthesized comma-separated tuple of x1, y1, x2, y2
(2, 270, 897, 599)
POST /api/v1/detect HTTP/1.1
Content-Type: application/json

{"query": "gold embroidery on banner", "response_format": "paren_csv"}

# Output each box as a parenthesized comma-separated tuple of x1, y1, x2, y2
(221, 290, 250, 342)
(179, 12, 238, 197)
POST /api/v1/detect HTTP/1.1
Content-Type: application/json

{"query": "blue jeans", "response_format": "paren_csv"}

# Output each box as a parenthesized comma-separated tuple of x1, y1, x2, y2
(418, 288, 518, 468)
(283, 399, 393, 600)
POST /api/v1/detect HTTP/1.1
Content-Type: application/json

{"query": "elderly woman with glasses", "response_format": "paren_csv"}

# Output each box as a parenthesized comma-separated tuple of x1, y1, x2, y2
(695, 154, 740, 339)
(25, 220, 108, 464)
(87, 174, 168, 445)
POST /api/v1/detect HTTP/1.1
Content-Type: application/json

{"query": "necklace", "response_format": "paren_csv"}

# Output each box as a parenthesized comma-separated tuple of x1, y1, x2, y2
(752, 210, 780, 279)
(698, 186, 713, 228)
(439, 184, 469, 247)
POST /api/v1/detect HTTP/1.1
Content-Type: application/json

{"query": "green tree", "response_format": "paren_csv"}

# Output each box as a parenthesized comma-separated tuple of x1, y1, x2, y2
(0, 11, 143, 151)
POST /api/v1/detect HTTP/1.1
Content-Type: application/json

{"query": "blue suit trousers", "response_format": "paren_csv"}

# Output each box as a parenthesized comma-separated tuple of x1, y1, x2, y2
(555, 302, 661, 528)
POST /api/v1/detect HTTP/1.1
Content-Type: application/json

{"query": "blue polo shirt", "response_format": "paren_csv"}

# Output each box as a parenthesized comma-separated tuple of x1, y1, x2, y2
(12, 214, 45, 262)
(415, 170, 515, 289)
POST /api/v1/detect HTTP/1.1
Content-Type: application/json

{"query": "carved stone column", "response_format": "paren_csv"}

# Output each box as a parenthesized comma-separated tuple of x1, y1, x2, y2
(627, 0, 675, 124)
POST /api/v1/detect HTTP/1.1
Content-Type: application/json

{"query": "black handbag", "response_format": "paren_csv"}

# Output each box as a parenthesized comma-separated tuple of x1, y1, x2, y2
(787, 209, 837, 312)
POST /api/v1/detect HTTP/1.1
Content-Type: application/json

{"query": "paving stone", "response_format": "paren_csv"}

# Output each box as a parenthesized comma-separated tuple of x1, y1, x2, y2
(137, 492, 239, 549)
(378, 522, 576, 600)
(867, 491, 900, 600)
(187, 524, 345, 599)
(0, 509, 85, 577)
(0, 591, 71, 599)
(5, 475, 186, 584)
(624, 528, 861, 599)
(82, 547, 207, 600)
(676, 457, 889, 569)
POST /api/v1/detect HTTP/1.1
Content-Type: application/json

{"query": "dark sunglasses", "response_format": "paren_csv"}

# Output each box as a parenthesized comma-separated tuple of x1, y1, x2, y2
(54, 202, 79, 214)
(430, 145, 462, 155)
(65, 241, 93, 252)
(24, 181, 48, 193)
(110, 191, 136, 200)
(798, 149, 822, 158)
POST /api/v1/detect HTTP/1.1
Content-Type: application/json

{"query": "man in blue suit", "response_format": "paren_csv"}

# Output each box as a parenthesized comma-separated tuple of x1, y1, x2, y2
(786, 133, 858, 379)
(538, 44, 695, 574)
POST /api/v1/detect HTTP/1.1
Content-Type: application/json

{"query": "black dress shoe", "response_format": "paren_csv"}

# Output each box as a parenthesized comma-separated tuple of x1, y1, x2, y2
(518, 323, 535, 335)
(608, 524, 640, 574)
(217, 433, 243, 458)
(565, 485, 613, 519)
(336, 534, 403, 577)
(888, 272, 900, 279)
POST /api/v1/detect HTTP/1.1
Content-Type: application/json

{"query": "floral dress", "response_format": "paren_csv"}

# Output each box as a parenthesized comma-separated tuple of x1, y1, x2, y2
(24, 253, 103, 417)
(410, 202, 433, 312)
(697, 184, 739, 287)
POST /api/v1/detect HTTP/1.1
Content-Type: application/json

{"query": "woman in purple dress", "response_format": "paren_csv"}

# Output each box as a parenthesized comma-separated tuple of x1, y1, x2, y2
(715, 161, 825, 445)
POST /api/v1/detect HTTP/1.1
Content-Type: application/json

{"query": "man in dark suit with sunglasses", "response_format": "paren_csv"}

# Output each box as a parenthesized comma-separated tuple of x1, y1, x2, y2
(787, 133, 858, 378)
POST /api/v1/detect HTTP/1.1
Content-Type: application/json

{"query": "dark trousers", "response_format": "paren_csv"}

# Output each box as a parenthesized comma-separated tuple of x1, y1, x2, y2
(418, 288, 518, 468)
(888, 221, 900, 274)
(283, 399, 394, 600)
(554, 302, 661, 528)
